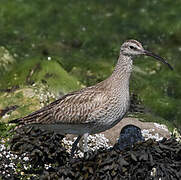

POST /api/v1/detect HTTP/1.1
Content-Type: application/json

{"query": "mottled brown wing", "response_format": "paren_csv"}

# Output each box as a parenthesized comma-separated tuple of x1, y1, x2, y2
(9, 87, 109, 125)
(52, 89, 108, 124)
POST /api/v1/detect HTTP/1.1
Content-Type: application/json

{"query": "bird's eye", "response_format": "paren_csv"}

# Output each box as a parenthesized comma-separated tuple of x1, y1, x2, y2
(129, 46, 135, 49)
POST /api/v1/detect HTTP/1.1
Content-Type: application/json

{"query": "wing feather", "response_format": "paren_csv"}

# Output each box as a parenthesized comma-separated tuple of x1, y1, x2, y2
(9, 86, 109, 126)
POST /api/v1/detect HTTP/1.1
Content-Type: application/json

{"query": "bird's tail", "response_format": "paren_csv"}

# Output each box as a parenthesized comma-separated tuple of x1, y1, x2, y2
(9, 107, 53, 126)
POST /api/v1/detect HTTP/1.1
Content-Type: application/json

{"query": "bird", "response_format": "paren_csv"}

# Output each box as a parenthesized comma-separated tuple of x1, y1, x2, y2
(9, 39, 173, 156)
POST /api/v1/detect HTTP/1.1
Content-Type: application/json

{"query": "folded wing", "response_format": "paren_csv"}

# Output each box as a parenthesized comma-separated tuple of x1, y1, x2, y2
(9, 87, 109, 126)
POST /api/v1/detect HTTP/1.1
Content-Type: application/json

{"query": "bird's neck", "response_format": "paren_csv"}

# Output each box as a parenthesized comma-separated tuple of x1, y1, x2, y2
(110, 53, 133, 82)
(97, 54, 133, 92)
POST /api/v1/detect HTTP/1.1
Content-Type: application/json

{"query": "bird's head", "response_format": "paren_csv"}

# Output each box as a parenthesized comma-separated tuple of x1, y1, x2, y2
(120, 39, 173, 70)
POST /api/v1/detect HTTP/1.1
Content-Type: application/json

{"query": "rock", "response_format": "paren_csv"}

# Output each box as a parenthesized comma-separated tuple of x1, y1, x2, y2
(102, 118, 171, 146)
(64, 118, 171, 156)
(22, 88, 35, 98)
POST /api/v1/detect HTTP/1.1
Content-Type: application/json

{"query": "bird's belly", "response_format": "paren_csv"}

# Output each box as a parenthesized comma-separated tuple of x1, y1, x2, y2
(89, 102, 129, 134)
(37, 123, 92, 135)
(89, 114, 126, 134)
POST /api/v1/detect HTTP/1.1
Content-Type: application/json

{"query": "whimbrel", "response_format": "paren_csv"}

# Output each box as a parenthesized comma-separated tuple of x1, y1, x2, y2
(9, 40, 173, 156)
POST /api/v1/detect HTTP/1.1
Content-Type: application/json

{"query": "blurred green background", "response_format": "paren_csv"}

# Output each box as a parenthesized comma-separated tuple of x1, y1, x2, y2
(0, 0, 181, 135)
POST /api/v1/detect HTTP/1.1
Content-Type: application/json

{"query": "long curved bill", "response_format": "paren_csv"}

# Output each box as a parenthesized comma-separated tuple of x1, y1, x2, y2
(144, 50, 173, 70)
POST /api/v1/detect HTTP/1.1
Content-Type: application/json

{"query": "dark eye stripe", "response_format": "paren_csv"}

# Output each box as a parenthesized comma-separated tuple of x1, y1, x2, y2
(130, 46, 137, 50)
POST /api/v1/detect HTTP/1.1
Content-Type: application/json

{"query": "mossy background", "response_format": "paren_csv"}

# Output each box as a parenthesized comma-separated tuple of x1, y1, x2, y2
(0, 0, 181, 136)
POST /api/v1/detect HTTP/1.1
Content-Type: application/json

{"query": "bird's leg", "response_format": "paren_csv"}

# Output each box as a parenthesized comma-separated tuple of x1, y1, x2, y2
(71, 135, 82, 157)
(83, 133, 89, 152)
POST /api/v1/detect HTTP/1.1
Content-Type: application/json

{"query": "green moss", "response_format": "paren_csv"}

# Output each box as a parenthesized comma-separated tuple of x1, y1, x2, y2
(0, 89, 40, 123)
(0, 123, 14, 138)
(32, 59, 81, 93)
(0, 57, 81, 94)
